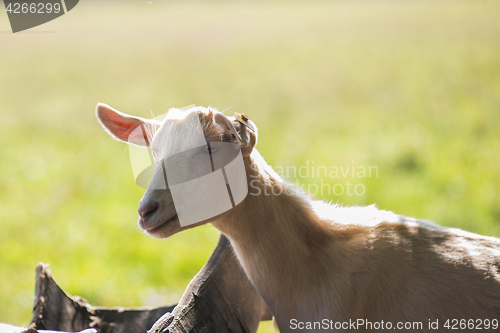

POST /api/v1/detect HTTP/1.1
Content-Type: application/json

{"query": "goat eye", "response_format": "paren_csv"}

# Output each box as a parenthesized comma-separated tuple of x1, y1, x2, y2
(203, 145, 218, 154)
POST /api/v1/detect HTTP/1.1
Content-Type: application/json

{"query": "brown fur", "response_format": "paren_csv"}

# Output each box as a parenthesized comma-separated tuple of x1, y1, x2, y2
(97, 104, 500, 333)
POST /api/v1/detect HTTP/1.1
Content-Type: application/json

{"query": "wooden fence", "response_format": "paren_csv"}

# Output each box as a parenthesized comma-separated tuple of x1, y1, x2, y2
(22, 234, 271, 333)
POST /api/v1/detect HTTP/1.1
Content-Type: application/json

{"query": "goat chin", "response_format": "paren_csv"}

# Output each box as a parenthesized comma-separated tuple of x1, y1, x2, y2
(144, 215, 210, 239)
(143, 215, 181, 238)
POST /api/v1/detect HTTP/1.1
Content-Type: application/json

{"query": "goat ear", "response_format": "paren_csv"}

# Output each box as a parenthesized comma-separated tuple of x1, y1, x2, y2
(213, 113, 257, 156)
(96, 103, 160, 147)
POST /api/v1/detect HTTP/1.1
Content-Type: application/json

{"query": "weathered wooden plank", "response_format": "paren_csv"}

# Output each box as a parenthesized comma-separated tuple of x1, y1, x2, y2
(28, 234, 271, 333)
(149, 235, 271, 333)
(29, 263, 176, 333)
(0, 323, 96, 333)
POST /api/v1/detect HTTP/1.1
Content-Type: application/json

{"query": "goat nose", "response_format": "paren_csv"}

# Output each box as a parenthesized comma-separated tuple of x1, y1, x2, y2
(138, 200, 159, 219)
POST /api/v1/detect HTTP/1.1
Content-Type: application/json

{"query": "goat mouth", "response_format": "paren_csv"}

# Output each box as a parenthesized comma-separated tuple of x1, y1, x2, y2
(145, 214, 178, 234)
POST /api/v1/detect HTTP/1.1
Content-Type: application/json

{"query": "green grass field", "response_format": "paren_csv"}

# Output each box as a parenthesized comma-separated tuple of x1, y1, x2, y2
(0, 1, 499, 331)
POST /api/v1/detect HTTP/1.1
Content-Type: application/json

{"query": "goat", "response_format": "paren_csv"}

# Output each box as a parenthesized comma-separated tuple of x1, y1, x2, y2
(97, 103, 500, 332)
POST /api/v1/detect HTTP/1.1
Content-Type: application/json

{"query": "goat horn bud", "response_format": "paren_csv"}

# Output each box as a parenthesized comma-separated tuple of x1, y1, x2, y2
(235, 112, 255, 132)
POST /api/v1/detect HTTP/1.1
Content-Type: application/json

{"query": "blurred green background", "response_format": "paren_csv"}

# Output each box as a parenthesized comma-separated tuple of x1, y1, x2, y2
(0, 1, 499, 332)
